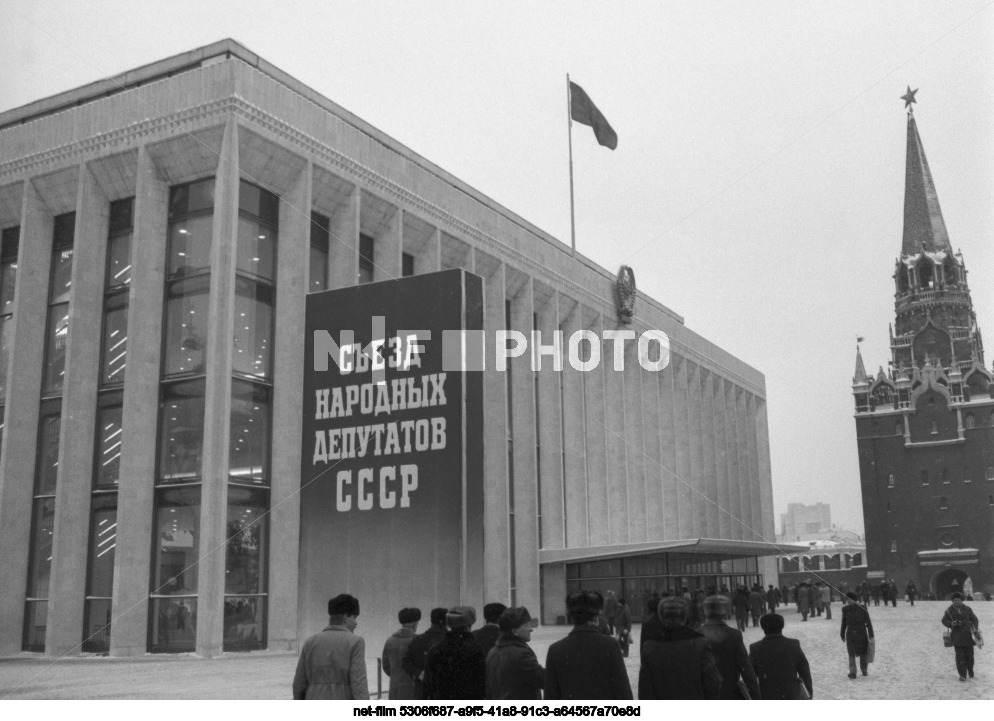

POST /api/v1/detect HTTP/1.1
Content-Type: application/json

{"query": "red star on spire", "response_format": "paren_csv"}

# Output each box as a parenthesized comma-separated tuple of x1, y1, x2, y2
(901, 86, 918, 109)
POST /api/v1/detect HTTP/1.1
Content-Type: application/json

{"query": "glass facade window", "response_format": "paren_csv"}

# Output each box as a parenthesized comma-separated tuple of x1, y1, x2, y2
(162, 276, 210, 377)
(106, 198, 133, 288)
(42, 304, 70, 395)
(23, 601, 49, 652)
(236, 180, 278, 282)
(236, 216, 277, 283)
(359, 234, 374, 284)
(224, 486, 268, 651)
(149, 485, 201, 653)
(0, 226, 19, 401)
(35, 401, 61, 496)
(100, 293, 129, 385)
(94, 392, 124, 487)
(0, 226, 19, 314)
(224, 487, 268, 594)
(157, 380, 206, 483)
(232, 279, 274, 380)
(168, 215, 214, 279)
(82, 494, 117, 653)
(167, 179, 214, 279)
(309, 212, 329, 293)
(229, 380, 271, 484)
(26, 497, 56, 600)
(168, 178, 215, 218)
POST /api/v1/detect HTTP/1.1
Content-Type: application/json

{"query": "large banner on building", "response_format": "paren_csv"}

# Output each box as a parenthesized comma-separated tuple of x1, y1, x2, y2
(299, 269, 484, 638)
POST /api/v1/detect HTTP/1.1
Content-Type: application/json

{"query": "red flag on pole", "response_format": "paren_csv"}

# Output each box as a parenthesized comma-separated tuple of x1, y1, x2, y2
(569, 81, 617, 150)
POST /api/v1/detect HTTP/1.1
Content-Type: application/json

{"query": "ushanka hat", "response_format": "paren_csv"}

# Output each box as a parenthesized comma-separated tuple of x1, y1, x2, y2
(703, 595, 730, 619)
(398, 607, 422, 624)
(446, 605, 477, 630)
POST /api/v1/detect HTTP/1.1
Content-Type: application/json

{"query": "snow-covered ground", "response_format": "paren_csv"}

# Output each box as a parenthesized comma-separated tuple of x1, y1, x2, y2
(0, 600, 989, 700)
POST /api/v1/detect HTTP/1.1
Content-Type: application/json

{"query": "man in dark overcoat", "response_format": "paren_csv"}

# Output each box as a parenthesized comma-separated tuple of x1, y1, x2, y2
(640, 596, 664, 654)
(485, 607, 544, 700)
(382, 607, 421, 699)
(700, 595, 760, 699)
(748, 613, 812, 700)
(402, 607, 448, 699)
(423, 606, 486, 700)
(797, 582, 810, 621)
(639, 598, 721, 700)
(544, 590, 633, 700)
(942, 592, 980, 681)
(733, 586, 750, 631)
(473, 602, 507, 659)
(840, 592, 874, 678)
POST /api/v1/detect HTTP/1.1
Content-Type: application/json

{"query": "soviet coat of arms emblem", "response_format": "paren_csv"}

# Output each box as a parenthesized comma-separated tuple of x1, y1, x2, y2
(616, 265, 636, 324)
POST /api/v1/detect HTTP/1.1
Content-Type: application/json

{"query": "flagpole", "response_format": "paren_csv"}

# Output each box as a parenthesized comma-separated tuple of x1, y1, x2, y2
(567, 73, 576, 257)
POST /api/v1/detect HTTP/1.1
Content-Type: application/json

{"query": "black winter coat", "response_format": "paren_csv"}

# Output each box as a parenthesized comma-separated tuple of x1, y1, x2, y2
(485, 633, 545, 700)
(840, 603, 874, 657)
(942, 604, 979, 647)
(423, 630, 486, 700)
(639, 624, 722, 700)
(473, 624, 501, 659)
(700, 620, 760, 699)
(748, 634, 812, 700)
(544, 625, 633, 700)
(401, 626, 446, 698)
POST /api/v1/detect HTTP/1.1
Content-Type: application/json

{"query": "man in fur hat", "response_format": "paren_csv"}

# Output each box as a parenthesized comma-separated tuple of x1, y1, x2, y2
(382, 607, 421, 699)
(292, 593, 369, 700)
(700, 595, 760, 699)
(423, 606, 486, 699)
(749, 613, 812, 700)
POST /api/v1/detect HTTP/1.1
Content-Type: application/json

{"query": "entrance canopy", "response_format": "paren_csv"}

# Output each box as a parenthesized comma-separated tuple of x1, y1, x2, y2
(538, 537, 809, 565)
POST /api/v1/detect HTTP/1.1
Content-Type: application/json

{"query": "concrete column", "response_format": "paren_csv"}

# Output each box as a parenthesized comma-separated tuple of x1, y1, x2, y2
(0, 180, 53, 656)
(641, 342, 664, 540)
(110, 145, 167, 656)
(713, 377, 732, 540)
(47, 164, 109, 656)
(672, 355, 692, 538)
(755, 397, 775, 544)
(374, 206, 402, 282)
(700, 369, 719, 536)
(687, 361, 705, 534)
(196, 117, 239, 658)
(746, 394, 762, 542)
(623, 333, 646, 543)
(535, 291, 563, 550)
(475, 257, 509, 602)
(602, 319, 628, 545)
(583, 311, 609, 546)
(734, 387, 751, 540)
(724, 381, 744, 540)
(558, 297, 587, 547)
(268, 161, 310, 651)
(657, 351, 678, 539)
(327, 186, 358, 290)
(508, 277, 538, 612)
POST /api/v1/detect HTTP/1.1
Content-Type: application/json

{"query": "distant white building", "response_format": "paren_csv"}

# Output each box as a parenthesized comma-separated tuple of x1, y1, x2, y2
(780, 502, 832, 540)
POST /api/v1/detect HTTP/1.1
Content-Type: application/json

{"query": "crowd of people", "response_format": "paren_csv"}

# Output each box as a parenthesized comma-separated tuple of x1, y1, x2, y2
(290, 585, 982, 700)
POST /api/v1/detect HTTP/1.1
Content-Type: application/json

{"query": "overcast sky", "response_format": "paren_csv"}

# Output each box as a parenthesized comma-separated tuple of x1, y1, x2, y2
(2, 1, 992, 535)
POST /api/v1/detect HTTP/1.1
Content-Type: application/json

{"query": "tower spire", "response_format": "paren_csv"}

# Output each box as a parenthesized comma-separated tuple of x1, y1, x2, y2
(853, 343, 869, 384)
(901, 96, 951, 255)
